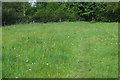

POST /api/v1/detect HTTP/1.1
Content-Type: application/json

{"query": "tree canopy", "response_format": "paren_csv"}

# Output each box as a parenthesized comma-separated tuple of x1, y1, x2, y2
(2, 2, 119, 26)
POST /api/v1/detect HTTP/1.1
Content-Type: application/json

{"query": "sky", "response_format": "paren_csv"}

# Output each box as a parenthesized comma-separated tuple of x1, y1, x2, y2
(29, 0, 36, 7)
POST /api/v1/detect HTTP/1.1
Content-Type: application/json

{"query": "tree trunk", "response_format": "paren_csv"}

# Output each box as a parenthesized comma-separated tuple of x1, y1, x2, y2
(92, 15, 95, 21)
(4, 21, 5, 26)
(59, 18, 61, 22)
(92, 17, 94, 21)
(23, 3, 25, 17)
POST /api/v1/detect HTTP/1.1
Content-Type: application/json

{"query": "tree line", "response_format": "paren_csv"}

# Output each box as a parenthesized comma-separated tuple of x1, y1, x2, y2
(2, 2, 120, 26)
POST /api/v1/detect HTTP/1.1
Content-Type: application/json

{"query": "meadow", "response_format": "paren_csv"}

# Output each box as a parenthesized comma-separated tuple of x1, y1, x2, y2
(2, 22, 118, 78)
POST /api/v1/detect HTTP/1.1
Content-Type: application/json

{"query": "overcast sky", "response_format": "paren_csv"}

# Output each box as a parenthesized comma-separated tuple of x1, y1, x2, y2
(29, 0, 36, 7)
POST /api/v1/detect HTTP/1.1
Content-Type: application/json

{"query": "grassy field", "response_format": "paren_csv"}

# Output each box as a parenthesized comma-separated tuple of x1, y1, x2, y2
(2, 22, 118, 78)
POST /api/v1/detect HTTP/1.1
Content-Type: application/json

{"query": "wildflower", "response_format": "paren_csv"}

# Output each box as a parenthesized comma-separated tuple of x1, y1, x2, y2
(26, 60, 29, 63)
(32, 63, 36, 65)
(29, 68, 32, 71)
(15, 77, 18, 78)
(46, 63, 49, 66)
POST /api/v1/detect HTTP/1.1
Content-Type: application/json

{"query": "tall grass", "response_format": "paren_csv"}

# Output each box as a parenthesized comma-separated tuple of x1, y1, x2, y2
(2, 22, 118, 78)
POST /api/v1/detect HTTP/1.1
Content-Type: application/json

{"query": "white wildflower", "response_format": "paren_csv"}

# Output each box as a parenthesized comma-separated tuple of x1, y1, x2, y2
(29, 68, 32, 71)
(32, 63, 35, 65)
(46, 63, 49, 66)
(15, 77, 18, 78)
(26, 60, 29, 63)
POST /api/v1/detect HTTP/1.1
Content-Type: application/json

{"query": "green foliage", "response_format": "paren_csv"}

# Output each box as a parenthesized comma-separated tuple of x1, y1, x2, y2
(2, 2, 119, 25)
(2, 2, 32, 25)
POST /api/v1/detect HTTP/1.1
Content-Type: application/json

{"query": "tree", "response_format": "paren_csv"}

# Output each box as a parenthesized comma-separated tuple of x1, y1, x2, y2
(2, 2, 119, 26)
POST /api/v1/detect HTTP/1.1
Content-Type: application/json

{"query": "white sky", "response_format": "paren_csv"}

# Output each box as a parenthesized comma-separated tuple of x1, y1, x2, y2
(29, 0, 36, 6)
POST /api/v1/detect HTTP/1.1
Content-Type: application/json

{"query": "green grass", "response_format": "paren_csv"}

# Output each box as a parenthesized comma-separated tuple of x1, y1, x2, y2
(2, 22, 118, 78)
